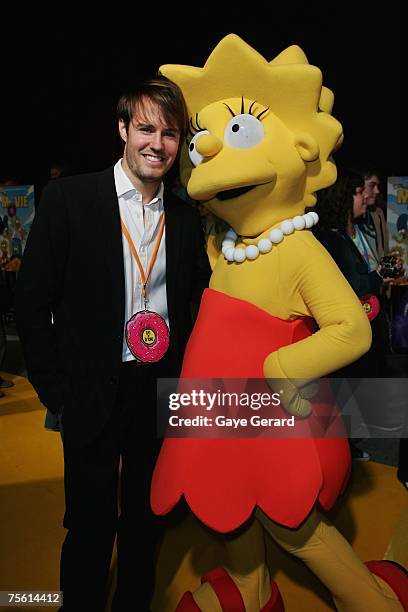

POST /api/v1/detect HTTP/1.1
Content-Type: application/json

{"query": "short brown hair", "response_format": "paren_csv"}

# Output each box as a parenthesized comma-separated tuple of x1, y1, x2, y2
(117, 75, 188, 139)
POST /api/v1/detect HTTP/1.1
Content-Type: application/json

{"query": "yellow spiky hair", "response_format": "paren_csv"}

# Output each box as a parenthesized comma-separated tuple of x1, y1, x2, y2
(160, 34, 343, 199)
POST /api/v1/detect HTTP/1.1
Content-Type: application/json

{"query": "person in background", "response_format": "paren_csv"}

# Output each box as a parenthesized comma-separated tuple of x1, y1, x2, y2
(49, 159, 72, 180)
(15, 76, 211, 611)
(0, 270, 14, 395)
(0, 181, 19, 394)
(313, 169, 393, 460)
(361, 172, 408, 488)
(361, 170, 389, 260)
(35, 160, 74, 211)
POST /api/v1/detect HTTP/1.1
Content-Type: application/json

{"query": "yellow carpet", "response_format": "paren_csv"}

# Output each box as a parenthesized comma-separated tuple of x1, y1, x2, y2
(0, 373, 64, 612)
(1, 372, 407, 612)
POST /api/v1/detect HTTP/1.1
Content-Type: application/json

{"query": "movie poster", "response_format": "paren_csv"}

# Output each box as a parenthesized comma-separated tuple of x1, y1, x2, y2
(0, 185, 35, 265)
(387, 177, 408, 352)
(387, 176, 408, 268)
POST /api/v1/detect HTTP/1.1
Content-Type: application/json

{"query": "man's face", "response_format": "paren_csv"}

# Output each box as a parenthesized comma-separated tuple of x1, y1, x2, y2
(363, 174, 380, 206)
(119, 99, 180, 188)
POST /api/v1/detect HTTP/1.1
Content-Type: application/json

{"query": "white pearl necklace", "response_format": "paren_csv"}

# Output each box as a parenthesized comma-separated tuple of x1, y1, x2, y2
(222, 212, 319, 263)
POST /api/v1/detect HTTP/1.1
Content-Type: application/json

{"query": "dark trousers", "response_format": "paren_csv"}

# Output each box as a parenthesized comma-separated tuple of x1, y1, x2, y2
(0, 312, 6, 369)
(398, 438, 408, 482)
(398, 412, 408, 484)
(60, 360, 164, 612)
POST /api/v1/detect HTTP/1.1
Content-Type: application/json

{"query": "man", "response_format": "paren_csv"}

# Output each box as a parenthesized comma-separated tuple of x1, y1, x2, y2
(15, 76, 211, 611)
(361, 170, 389, 260)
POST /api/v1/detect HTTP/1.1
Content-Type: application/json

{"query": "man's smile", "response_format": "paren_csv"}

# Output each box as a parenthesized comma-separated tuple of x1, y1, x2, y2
(142, 153, 165, 163)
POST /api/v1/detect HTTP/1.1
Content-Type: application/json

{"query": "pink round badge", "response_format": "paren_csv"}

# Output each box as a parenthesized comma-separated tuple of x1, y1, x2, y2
(125, 310, 170, 363)
(359, 294, 380, 321)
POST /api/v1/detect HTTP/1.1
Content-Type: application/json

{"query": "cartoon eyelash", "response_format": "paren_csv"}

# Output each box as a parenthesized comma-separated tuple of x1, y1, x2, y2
(255, 106, 269, 121)
(223, 103, 236, 118)
(188, 114, 205, 138)
(224, 98, 269, 121)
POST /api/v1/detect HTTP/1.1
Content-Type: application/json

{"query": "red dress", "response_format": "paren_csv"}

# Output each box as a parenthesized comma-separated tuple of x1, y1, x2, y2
(151, 288, 351, 533)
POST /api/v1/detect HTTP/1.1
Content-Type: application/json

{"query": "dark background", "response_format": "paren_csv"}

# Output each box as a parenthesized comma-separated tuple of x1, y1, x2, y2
(2, 8, 407, 198)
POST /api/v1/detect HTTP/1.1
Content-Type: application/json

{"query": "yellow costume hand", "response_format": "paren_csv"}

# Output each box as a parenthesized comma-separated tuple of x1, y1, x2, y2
(264, 353, 318, 418)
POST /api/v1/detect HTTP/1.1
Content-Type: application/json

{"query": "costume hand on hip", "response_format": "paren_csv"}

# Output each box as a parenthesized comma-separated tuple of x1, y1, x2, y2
(264, 351, 318, 418)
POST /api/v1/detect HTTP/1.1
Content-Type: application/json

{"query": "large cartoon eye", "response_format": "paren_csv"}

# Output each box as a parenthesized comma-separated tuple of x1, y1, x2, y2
(188, 130, 210, 167)
(224, 114, 265, 149)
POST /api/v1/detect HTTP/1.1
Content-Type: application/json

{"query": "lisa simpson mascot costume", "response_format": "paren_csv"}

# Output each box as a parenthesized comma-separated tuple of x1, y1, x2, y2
(151, 35, 408, 611)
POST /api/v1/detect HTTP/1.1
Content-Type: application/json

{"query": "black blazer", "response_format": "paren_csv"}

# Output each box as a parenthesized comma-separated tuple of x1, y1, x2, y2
(314, 227, 382, 298)
(15, 167, 211, 445)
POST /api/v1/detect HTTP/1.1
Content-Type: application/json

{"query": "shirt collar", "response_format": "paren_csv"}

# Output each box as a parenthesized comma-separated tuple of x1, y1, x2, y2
(114, 159, 164, 206)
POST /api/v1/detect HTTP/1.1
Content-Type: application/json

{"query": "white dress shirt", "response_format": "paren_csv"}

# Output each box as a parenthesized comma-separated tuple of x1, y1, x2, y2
(114, 159, 169, 362)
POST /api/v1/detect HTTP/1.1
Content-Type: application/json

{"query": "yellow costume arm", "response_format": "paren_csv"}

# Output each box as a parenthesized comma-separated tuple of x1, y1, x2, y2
(263, 231, 372, 381)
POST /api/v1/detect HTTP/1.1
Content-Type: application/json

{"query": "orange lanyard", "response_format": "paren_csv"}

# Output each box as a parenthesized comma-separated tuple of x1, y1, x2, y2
(120, 212, 165, 307)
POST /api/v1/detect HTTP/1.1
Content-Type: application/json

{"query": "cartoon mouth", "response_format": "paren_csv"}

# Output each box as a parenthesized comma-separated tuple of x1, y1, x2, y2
(216, 185, 256, 201)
